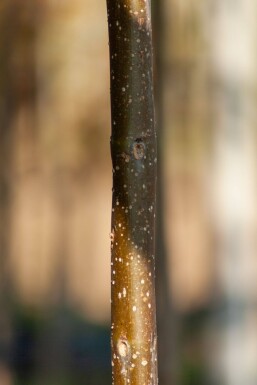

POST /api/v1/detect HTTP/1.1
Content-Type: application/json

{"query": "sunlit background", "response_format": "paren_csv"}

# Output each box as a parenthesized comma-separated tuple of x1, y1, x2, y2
(1, 0, 257, 384)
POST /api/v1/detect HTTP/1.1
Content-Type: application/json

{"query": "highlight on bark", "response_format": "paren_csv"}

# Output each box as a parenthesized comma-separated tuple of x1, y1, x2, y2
(106, 1, 158, 384)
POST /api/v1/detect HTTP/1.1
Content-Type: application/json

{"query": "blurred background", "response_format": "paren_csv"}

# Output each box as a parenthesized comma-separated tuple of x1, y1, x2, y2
(1, 0, 257, 384)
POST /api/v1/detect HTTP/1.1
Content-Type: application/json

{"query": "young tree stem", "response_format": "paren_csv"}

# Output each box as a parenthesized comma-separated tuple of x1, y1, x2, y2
(106, 1, 158, 384)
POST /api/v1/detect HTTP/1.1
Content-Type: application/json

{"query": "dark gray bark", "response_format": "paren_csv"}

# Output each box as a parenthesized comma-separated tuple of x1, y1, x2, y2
(152, 1, 177, 384)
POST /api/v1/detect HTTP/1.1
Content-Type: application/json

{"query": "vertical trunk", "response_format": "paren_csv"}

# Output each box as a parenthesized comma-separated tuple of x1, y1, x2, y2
(152, 1, 176, 384)
(0, 1, 38, 379)
(209, 1, 257, 384)
(106, 1, 158, 385)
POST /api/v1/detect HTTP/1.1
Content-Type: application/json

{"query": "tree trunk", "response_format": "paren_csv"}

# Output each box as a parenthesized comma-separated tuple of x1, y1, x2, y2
(106, 1, 158, 384)
(152, 1, 177, 384)
(208, 1, 257, 383)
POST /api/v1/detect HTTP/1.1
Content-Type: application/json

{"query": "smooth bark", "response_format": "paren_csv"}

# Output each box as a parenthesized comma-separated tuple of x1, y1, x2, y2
(106, 1, 158, 384)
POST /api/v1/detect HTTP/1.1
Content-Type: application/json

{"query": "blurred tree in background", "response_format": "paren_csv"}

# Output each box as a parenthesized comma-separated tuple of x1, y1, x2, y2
(0, 1, 112, 384)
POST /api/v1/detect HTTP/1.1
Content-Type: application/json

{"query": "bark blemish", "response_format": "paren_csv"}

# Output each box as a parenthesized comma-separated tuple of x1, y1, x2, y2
(117, 338, 130, 358)
(117, 338, 131, 381)
(133, 140, 145, 160)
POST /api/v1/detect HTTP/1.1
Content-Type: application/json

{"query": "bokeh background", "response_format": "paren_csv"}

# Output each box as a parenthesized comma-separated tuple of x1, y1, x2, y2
(1, 0, 257, 384)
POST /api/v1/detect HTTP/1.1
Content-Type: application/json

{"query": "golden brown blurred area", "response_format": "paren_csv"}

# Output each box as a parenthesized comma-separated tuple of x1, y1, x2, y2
(1, 0, 214, 323)
(1, 0, 112, 322)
